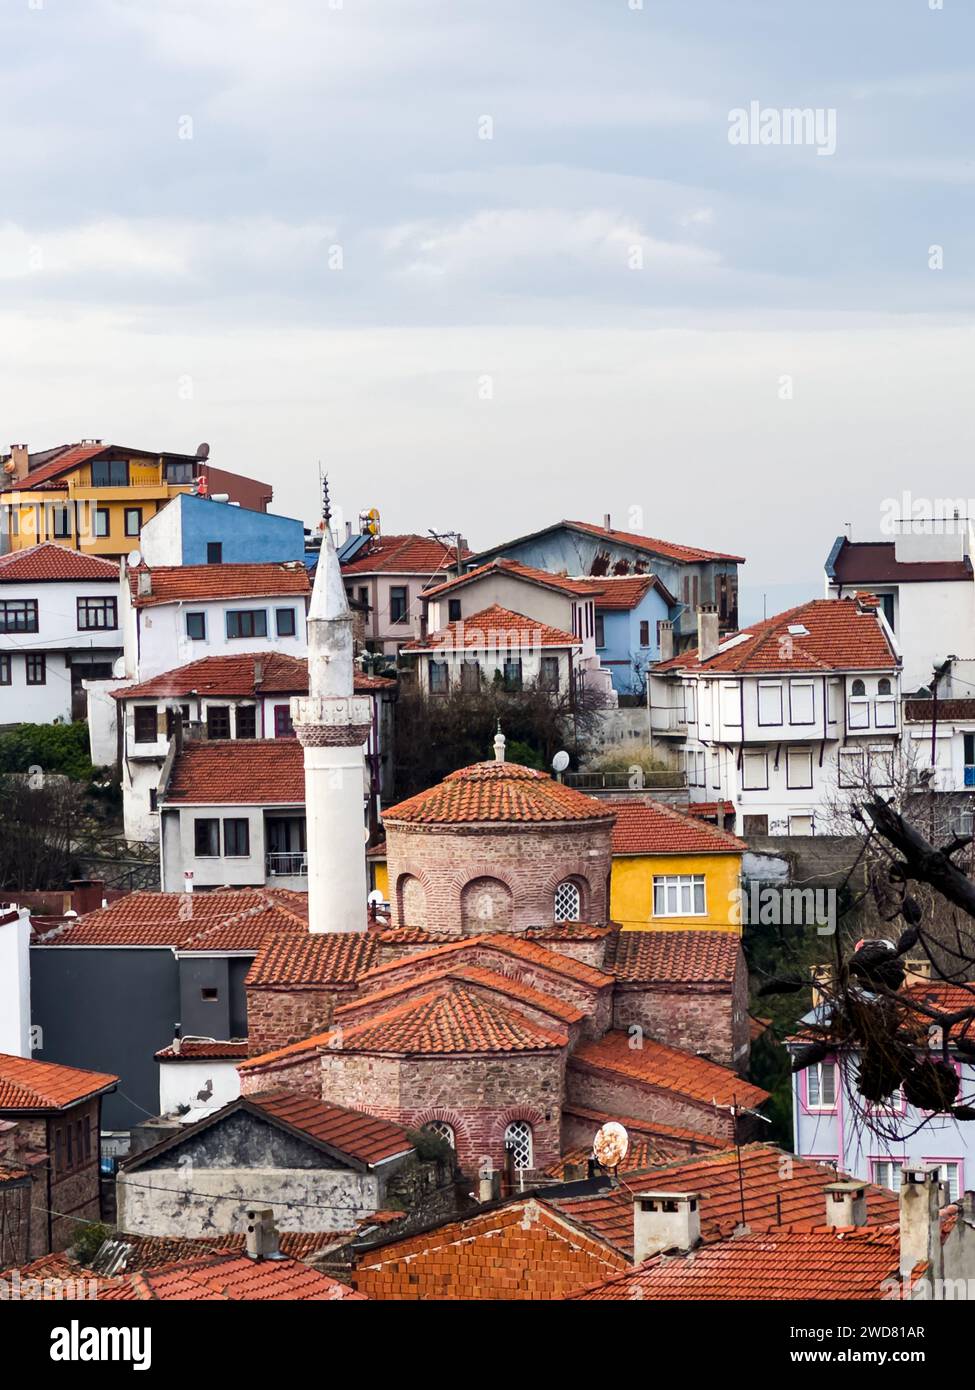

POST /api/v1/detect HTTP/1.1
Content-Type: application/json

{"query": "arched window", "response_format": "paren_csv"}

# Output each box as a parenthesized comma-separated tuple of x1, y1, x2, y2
(423, 1120, 455, 1149)
(504, 1120, 533, 1171)
(878, 677, 892, 695)
(851, 679, 866, 697)
(554, 879, 582, 922)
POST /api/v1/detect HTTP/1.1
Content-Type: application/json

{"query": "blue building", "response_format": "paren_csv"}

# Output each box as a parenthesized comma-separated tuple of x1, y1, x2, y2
(468, 516, 744, 648)
(139, 492, 306, 567)
(582, 575, 675, 695)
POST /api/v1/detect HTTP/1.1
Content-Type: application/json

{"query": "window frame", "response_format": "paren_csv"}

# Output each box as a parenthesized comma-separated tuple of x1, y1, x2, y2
(206, 705, 232, 740)
(25, 653, 46, 686)
(789, 679, 815, 725)
(235, 705, 257, 739)
(226, 608, 268, 640)
(76, 596, 118, 631)
(0, 598, 38, 634)
(757, 681, 783, 726)
(274, 607, 296, 637)
(389, 586, 409, 625)
(273, 704, 295, 738)
(741, 749, 769, 791)
(206, 541, 223, 564)
(539, 655, 560, 693)
(804, 1060, 838, 1112)
(194, 818, 221, 858)
(0, 654, 10, 685)
(223, 818, 250, 858)
(185, 611, 207, 641)
(124, 507, 142, 537)
(133, 706, 158, 744)
(786, 745, 814, 790)
(652, 873, 707, 918)
(91, 458, 129, 488)
(428, 660, 449, 696)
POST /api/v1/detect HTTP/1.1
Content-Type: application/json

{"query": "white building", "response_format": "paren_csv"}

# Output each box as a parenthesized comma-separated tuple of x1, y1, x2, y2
(825, 525, 975, 695)
(120, 559, 311, 681)
(649, 597, 902, 836)
(0, 543, 121, 725)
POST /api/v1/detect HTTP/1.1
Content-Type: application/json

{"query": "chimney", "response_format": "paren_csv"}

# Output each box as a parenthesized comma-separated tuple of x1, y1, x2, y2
(824, 1180, 868, 1229)
(137, 570, 152, 598)
(658, 620, 674, 663)
(9, 445, 28, 484)
(696, 604, 719, 661)
(478, 1170, 501, 1203)
(456, 537, 467, 578)
(244, 1207, 281, 1262)
(633, 1191, 702, 1263)
(603, 513, 612, 532)
(899, 1165, 944, 1286)
(69, 879, 106, 917)
(253, 659, 264, 689)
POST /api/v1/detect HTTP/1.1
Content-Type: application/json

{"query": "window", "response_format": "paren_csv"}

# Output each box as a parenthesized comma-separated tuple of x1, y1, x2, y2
(429, 660, 449, 695)
(133, 706, 158, 743)
(878, 677, 892, 695)
(827, 680, 840, 724)
(358, 586, 369, 606)
(223, 818, 250, 857)
(235, 706, 257, 739)
(742, 814, 768, 835)
(539, 656, 560, 692)
(185, 612, 207, 641)
(165, 704, 190, 738)
(851, 679, 866, 697)
(503, 658, 523, 692)
(741, 750, 768, 790)
(206, 541, 223, 564)
(448, 598, 462, 622)
(639, 620, 650, 647)
(94, 508, 110, 538)
(226, 609, 267, 639)
(838, 749, 864, 788)
(77, 596, 118, 630)
(460, 660, 480, 693)
(806, 1062, 838, 1110)
(91, 459, 129, 487)
(786, 746, 813, 789)
(758, 682, 783, 725)
(554, 879, 582, 922)
(927, 1161, 961, 1202)
(871, 1159, 902, 1193)
(595, 614, 605, 648)
(200, 986, 219, 1002)
(124, 508, 142, 537)
(164, 460, 196, 484)
(720, 681, 741, 726)
(653, 874, 706, 917)
(504, 1120, 533, 1172)
(789, 680, 815, 724)
(423, 1120, 455, 1149)
(275, 607, 296, 637)
(50, 505, 71, 538)
(389, 586, 408, 624)
(875, 692, 897, 728)
(0, 655, 9, 685)
(274, 705, 295, 737)
(848, 681, 869, 728)
(206, 705, 231, 739)
(194, 818, 220, 857)
(26, 654, 45, 685)
(0, 599, 38, 633)
(868, 746, 894, 787)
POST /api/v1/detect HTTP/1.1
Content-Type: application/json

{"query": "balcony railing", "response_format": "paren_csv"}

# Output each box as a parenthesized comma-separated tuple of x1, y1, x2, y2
(564, 770, 687, 790)
(649, 707, 688, 733)
(266, 852, 307, 877)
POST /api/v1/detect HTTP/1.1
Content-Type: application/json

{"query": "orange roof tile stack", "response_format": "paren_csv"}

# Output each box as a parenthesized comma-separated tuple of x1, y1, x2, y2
(163, 740, 305, 804)
(424, 557, 604, 599)
(245, 932, 377, 988)
(245, 1090, 412, 1165)
(113, 651, 394, 700)
(570, 1032, 768, 1109)
(34, 888, 310, 950)
(384, 760, 614, 825)
(565, 519, 745, 564)
(608, 930, 740, 985)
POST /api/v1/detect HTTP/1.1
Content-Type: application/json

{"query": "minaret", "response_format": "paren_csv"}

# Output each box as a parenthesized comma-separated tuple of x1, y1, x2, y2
(291, 484, 371, 933)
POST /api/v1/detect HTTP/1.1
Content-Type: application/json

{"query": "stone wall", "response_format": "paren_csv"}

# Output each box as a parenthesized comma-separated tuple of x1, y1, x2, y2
(566, 1061, 736, 1143)
(245, 986, 343, 1057)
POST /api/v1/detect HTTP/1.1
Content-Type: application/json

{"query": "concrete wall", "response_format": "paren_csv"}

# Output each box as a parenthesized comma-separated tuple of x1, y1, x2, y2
(140, 494, 304, 568)
(135, 594, 308, 680)
(158, 1058, 240, 1118)
(0, 909, 31, 1056)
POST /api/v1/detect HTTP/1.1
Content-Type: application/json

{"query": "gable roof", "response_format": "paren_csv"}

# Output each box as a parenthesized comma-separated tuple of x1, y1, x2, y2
(340, 534, 469, 578)
(570, 1032, 768, 1110)
(162, 740, 305, 805)
(99, 1251, 366, 1301)
(424, 557, 603, 600)
(560, 1104, 724, 1157)
(245, 931, 378, 989)
(654, 598, 898, 675)
(826, 537, 973, 586)
(14, 442, 111, 490)
(357, 932, 613, 991)
(574, 574, 676, 609)
(607, 930, 740, 986)
(608, 799, 745, 856)
(470, 520, 745, 568)
(402, 603, 580, 653)
(383, 759, 613, 825)
(0, 543, 119, 583)
(33, 888, 311, 950)
(333, 964, 586, 1029)
(0, 1053, 118, 1111)
(127, 562, 309, 609)
(113, 651, 394, 701)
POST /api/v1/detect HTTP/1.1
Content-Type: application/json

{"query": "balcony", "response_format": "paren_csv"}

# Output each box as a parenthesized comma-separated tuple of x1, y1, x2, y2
(266, 851, 307, 877)
(649, 707, 688, 736)
(564, 770, 687, 791)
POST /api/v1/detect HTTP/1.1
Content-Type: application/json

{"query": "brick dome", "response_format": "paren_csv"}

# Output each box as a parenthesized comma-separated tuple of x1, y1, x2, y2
(384, 761, 615, 826)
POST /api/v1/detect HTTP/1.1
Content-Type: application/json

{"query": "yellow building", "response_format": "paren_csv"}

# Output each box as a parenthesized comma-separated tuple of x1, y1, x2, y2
(366, 798, 744, 935)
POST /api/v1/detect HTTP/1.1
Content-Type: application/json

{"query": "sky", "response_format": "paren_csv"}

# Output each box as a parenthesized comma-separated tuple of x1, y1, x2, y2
(1, 0, 973, 623)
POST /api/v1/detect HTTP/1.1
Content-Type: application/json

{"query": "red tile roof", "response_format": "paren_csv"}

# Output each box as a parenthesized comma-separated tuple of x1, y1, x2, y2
(546, 1136, 685, 1179)
(334, 965, 586, 1028)
(81, 1230, 346, 1272)
(154, 1041, 249, 1061)
(608, 930, 740, 985)
(163, 740, 305, 804)
(550, 1145, 899, 1257)
(899, 981, 975, 1042)
(566, 519, 745, 565)
(99, 1252, 365, 1301)
(570, 1032, 768, 1110)
(384, 759, 613, 825)
(608, 799, 745, 855)
(340, 534, 469, 578)
(34, 888, 309, 950)
(246, 1090, 412, 1166)
(358, 932, 614, 991)
(575, 574, 676, 609)
(0, 1053, 118, 1111)
(0, 542, 119, 583)
(127, 562, 310, 608)
(829, 538, 973, 586)
(654, 598, 898, 674)
(571, 1223, 904, 1300)
(112, 651, 393, 701)
(403, 603, 580, 652)
(14, 442, 109, 490)
(424, 557, 603, 600)
(245, 932, 377, 988)
(561, 1104, 724, 1154)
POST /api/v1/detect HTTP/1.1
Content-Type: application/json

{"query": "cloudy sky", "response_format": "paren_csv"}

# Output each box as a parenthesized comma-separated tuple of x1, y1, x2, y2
(2, 0, 973, 620)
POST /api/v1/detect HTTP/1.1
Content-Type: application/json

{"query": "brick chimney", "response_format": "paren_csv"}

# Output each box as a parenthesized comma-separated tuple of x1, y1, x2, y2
(69, 879, 106, 916)
(899, 1165, 944, 1286)
(603, 514, 612, 532)
(244, 1207, 281, 1261)
(633, 1190, 701, 1263)
(657, 620, 674, 663)
(137, 570, 152, 598)
(8, 445, 29, 483)
(696, 605, 719, 661)
(824, 1180, 868, 1228)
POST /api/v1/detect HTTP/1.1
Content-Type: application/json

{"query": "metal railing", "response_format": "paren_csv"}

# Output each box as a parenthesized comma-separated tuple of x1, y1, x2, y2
(266, 852, 307, 877)
(564, 770, 687, 790)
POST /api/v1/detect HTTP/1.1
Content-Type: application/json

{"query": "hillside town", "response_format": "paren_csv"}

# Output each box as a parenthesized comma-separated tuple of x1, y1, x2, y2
(1, 439, 974, 1307)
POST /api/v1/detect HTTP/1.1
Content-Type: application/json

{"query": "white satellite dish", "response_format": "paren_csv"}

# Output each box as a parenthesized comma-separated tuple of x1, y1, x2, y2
(551, 750, 570, 774)
(127, 549, 142, 568)
(367, 889, 383, 905)
(592, 1121, 629, 1170)
(112, 656, 126, 679)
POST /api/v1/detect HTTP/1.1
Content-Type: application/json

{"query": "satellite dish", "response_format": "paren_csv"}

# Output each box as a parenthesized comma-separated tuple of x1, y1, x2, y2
(367, 889, 384, 905)
(127, 549, 142, 568)
(195, 442, 210, 460)
(593, 1121, 629, 1170)
(112, 656, 126, 679)
(551, 750, 570, 774)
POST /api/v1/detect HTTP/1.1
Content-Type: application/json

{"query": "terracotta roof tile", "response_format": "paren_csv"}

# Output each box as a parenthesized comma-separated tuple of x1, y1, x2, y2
(86, 1230, 344, 1272)
(565, 519, 745, 565)
(128, 562, 309, 608)
(403, 602, 580, 652)
(608, 799, 745, 855)
(99, 1252, 365, 1301)
(339, 533, 469, 577)
(0, 1053, 118, 1111)
(655, 598, 897, 674)
(546, 1136, 685, 1179)
(570, 1032, 768, 1110)
(561, 1104, 725, 1154)
(359, 932, 614, 990)
(163, 740, 305, 804)
(34, 888, 308, 950)
(112, 651, 391, 701)
(245, 932, 377, 988)
(384, 759, 613, 825)
(154, 1041, 249, 1061)
(0, 542, 119, 583)
(608, 930, 740, 985)
(334, 964, 586, 1027)
(15, 442, 108, 490)
(574, 574, 676, 609)
(246, 1090, 412, 1165)
(424, 558, 603, 600)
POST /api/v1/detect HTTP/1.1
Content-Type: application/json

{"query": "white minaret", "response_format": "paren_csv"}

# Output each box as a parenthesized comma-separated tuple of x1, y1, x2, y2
(291, 496, 371, 934)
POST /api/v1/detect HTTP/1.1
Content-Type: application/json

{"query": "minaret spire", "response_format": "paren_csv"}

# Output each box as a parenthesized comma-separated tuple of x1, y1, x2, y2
(291, 505, 370, 934)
